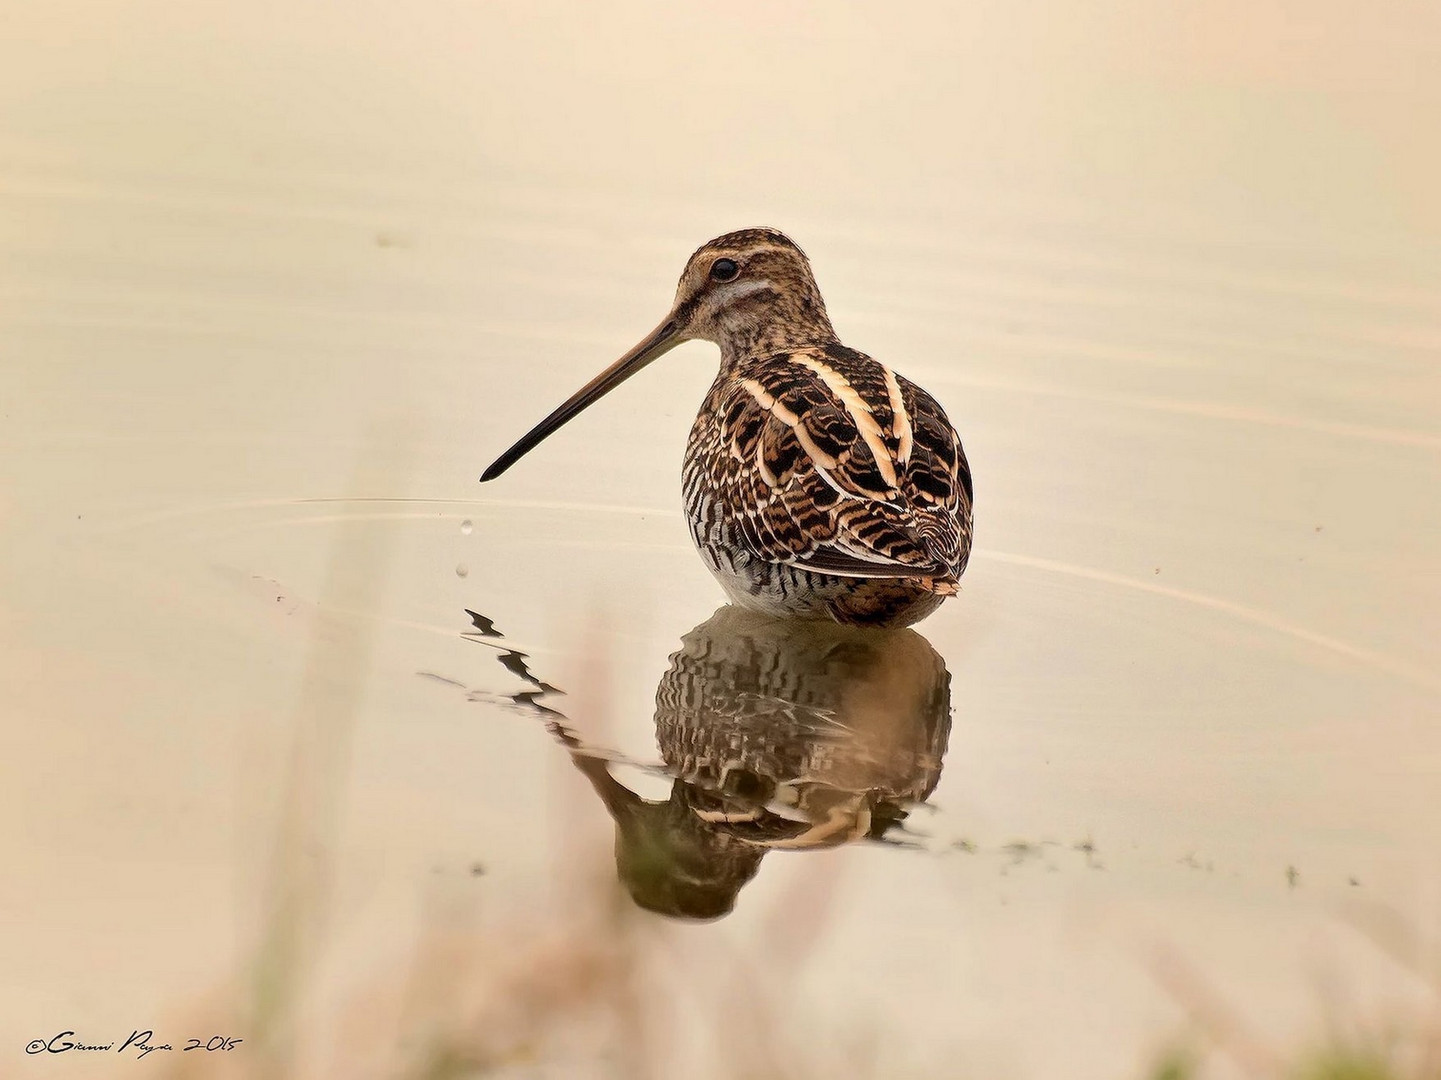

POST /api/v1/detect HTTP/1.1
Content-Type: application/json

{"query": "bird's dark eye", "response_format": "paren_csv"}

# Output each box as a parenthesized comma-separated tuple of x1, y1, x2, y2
(710, 258, 739, 282)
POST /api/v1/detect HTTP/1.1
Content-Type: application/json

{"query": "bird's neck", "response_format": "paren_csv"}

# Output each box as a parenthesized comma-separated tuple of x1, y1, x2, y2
(715, 292, 838, 364)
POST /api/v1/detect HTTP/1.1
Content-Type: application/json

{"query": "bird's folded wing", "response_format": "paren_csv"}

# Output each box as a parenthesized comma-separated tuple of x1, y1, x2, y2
(711, 355, 967, 579)
(784, 544, 949, 580)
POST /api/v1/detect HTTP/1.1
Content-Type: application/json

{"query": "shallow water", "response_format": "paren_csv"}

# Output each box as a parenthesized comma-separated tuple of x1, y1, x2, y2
(3, 2, 1440, 1077)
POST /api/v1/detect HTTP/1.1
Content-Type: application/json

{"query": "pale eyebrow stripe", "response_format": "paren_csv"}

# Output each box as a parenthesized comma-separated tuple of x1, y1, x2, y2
(694, 242, 802, 264)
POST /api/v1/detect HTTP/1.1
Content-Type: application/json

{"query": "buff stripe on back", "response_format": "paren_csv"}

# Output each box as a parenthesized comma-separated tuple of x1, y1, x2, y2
(881, 364, 913, 463)
(787, 353, 900, 492)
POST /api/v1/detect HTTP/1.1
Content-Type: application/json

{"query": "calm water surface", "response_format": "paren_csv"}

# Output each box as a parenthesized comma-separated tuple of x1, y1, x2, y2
(3, 2, 1439, 1077)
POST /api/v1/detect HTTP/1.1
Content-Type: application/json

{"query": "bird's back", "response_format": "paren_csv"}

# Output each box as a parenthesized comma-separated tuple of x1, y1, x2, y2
(684, 343, 972, 599)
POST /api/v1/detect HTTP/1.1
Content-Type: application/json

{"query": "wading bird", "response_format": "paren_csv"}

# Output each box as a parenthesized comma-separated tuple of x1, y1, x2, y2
(481, 228, 973, 628)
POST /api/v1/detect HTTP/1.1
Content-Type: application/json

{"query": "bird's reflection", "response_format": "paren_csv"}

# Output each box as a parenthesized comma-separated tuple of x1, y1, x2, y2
(558, 605, 952, 920)
(450, 605, 951, 920)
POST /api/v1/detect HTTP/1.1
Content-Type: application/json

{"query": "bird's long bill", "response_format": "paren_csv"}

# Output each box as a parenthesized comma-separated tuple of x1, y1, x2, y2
(480, 314, 683, 482)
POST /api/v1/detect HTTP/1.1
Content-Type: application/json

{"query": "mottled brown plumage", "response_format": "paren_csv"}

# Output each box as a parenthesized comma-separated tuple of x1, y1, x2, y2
(482, 228, 973, 628)
(573, 604, 954, 919)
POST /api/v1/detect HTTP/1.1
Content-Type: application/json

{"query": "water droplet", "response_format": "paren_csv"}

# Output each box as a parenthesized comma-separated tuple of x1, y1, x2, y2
(455, 563, 469, 578)
(460, 519, 473, 535)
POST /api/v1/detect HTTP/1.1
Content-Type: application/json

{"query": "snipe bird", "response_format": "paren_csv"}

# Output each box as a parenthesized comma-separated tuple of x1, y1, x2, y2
(481, 228, 973, 628)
